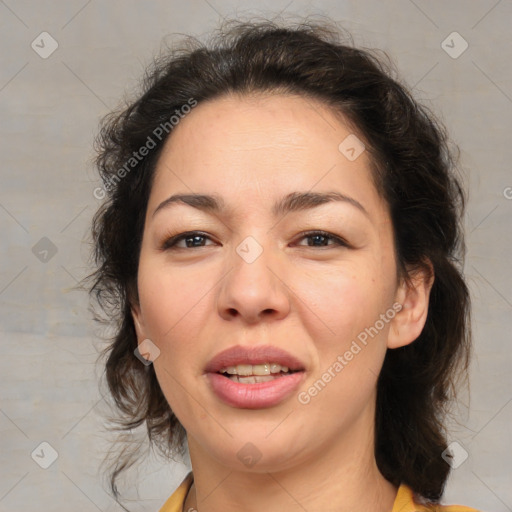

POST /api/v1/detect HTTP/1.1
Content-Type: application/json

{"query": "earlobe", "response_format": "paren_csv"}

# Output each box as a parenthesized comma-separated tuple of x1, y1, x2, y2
(387, 263, 434, 349)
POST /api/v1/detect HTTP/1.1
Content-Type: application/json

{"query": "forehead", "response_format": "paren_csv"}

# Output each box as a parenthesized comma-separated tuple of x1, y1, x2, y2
(149, 92, 387, 221)
(162, 92, 358, 157)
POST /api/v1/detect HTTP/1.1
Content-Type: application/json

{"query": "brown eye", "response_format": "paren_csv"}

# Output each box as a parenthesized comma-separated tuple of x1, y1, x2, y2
(161, 231, 216, 250)
(294, 230, 349, 248)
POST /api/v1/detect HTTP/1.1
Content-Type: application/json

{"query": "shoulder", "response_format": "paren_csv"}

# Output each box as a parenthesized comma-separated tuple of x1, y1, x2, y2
(159, 471, 194, 512)
(393, 483, 480, 512)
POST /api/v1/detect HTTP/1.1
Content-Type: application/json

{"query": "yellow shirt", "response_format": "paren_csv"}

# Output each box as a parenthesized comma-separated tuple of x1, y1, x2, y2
(159, 472, 479, 512)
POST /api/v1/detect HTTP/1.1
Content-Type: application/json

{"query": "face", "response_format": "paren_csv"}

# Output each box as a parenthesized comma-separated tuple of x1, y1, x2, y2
(132, 93, 428, 471)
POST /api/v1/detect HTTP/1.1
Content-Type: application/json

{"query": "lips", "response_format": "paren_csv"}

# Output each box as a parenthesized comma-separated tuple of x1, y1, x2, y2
(204, 345, 305, 374)
(204, 345, 306, 409)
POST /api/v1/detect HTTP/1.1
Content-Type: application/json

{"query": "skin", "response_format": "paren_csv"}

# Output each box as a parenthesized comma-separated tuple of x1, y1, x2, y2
(131, 92, 434, 512)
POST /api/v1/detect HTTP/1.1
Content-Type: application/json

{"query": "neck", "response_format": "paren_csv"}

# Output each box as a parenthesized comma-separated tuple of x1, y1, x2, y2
(183, 402, 398, 512)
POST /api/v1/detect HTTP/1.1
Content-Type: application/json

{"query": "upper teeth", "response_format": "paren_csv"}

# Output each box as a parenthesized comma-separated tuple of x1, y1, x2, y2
(220, 363, 289, 376)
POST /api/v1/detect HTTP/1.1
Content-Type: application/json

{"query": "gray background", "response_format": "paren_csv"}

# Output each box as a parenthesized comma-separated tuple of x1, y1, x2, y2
(1, 1, 511, 511)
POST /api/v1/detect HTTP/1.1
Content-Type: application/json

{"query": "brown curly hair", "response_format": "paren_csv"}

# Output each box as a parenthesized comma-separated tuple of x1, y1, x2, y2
(86, 17, 471, 507)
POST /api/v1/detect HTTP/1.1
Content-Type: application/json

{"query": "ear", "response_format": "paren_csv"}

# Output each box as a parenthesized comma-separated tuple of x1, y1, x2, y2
(387, 261, 435, 349)
(131, 302, 147, 343)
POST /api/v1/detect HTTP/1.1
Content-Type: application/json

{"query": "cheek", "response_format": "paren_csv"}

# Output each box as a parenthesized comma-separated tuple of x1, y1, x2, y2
(137, 259, 210, 340)
(294, 255, 395, 406)
(295, 268, 391, 425)
(136, 260, 216, 403)
(296, 263, 388, 344)
(137, 261, 212, 420)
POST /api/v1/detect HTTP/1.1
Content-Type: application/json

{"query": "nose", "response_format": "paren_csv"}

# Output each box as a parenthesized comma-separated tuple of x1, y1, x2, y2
(217, 238, 291, 324)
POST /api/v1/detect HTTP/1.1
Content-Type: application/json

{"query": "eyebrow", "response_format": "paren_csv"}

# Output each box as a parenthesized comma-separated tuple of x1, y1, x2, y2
(152, 191, 369, 219)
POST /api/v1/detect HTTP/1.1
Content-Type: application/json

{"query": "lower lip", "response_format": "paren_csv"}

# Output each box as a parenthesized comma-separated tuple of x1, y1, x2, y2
(206, 372, 305, 409)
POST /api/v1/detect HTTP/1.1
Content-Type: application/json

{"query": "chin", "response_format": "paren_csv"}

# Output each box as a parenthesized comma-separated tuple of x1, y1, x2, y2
(191, 427, 310, 473)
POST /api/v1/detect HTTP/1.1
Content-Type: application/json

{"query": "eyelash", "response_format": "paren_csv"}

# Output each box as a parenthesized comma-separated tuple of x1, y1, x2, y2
(160, 230, 349, 251)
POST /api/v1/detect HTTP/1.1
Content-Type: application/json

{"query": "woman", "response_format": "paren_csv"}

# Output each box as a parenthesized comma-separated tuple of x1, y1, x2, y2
(88, 18, 477, 512)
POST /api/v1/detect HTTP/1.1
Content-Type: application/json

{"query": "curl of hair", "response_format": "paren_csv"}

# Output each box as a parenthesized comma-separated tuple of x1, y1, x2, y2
(85, 16, 471, 506)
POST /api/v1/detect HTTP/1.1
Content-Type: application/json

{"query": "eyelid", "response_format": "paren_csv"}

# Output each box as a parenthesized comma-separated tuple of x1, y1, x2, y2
(159, 229, 350, 251)
(294, 230, 350, 248)
(159, 230, 215, 250)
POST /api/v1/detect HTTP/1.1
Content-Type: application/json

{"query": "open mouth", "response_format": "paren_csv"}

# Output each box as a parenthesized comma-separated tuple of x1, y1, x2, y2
(205, 345, 306, 408)
(218, 363, 302, 384)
